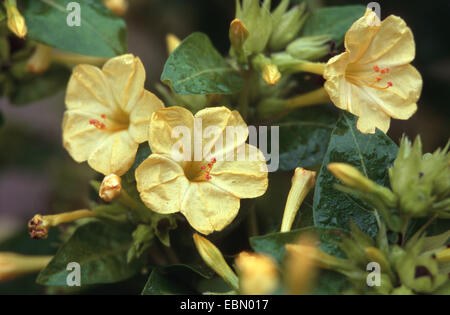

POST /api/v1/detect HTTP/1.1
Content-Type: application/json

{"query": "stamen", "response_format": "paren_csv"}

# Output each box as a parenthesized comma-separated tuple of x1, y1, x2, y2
(202, 157, 217, 180)
(346, 65, 393, 90)
(89, 119, 106, 129)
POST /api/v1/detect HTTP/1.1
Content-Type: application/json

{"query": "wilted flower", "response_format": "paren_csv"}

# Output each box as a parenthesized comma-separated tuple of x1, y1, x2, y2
(135, 106, 268, 235)
(323, 9, 422, 134)
(63, 54, 164, 176)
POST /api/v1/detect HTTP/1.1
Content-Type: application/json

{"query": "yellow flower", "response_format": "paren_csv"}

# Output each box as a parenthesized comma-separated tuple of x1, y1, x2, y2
(323, 9, 422, 134)
(235, 252, 279, 295)
(135, 106, 268, 235)
(63, 54, 164, 176)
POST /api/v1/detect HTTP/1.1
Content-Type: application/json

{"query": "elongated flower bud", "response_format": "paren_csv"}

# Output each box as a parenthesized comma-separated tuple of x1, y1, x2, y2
(235, 252, 278, 295)
(0, 252, 52, 281)
(284, 236, 317, 294)
(280, 167, 315, 232)
(99, 174, 122, 202)
(28, 209, 95, 239)
(103, 0, 128, 16)
(5, 0, 27, 38)
(166, 33, 181, 55)
(193, 233, 239, 290)
(262, 63, 281, 86)
(328, 162, 397, 207)
(26, 44, 52, 74)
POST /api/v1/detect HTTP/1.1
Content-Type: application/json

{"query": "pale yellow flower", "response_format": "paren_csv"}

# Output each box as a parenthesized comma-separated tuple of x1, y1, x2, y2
(135, 106, 268, 235)
(323, 9, 422, 134)
(235, 252, 279, 295)
(0, 252, 52, 281)
(63, 54, 164, 176)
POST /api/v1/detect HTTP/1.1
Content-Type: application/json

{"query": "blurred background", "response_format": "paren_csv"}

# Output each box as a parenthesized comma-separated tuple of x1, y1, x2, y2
(0, 0, 449, 278)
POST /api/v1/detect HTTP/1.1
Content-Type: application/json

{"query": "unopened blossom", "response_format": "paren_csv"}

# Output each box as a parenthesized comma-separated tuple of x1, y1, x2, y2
(63, 54, 164, 175)
(323, 9, 422, 134)
(135, 106, 268, 235)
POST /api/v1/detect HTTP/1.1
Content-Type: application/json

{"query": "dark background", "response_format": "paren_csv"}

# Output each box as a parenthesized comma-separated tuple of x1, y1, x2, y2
(0, 0, 448, 286)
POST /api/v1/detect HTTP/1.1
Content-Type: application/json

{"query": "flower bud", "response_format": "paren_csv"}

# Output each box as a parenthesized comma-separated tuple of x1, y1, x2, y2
(0, 252, 52, 281)
(435, 248, 450, 263)
(285, 243, 350, 271)
(193, 233, 239, 290)
(5, 1, 27, 39)
(229, 18, 249, 52)
(26, 44, 52, 74)
(99, 174, 122, 202)
(286, 35, 332, 61)
(166, 33, 181, 55)
(284, 236, 318, 294)
(235, 252, 278, 295)
(328, 162, 397, 207)
(280, 167, 315, 232)
(268, 2, 308, 51)
(103, 0, 128, 16)
(262, 63, 281, 86)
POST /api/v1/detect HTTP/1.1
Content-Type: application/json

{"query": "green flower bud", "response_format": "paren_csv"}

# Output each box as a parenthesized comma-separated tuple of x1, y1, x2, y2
(235, 0, 272, 56)
(389, 136, 450, 217)
(286, 35, 331, 61)
(268, 2, 309, 51)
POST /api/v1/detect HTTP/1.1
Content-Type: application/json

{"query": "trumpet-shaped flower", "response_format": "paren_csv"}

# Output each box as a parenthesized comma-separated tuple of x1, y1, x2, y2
(135, 106, 268, 235)
(63, 54, 164, 175)
(323, 9, 422, 134)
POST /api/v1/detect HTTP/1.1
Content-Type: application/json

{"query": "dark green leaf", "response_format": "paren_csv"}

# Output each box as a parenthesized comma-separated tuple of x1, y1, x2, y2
(10, 65, 70, 105)
(161, 32, 242, 95)
(142, 264, 213, 295)
(37, 221, 145, 286)
(313, 113, 398, 238)
(22, 0, 127, 57)
(302, 5, 366, 46)
(277, 105, 339, 170)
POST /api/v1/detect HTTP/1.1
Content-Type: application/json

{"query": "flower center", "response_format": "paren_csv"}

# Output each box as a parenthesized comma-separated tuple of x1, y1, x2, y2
(88, 113, 129, 132)
(185, 157, 217, 182)
(346, 65, 393, 90)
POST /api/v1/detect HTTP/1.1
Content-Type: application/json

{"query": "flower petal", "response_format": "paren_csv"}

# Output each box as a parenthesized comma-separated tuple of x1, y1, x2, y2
(149, 106, 194, 158)
(87, 130, 138, 175)
(65, 64, 115, 115)
(194, 107, 248, 160)
(181, 182, 240, 235)
(128, 90, 165, 143)
(136, 154, 189, 214)
(359, 65, 421, 120)
(62, 110, 112, 162)
(210, 144, 268, 199)
(344, 9, 380, 62)
(102, 54, 146, 113)
(358, 15, 415, 67)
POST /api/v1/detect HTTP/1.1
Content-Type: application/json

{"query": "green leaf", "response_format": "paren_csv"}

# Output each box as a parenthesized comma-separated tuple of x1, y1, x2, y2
(10, 65, 70, 105)
(37, 221, 145, 286)
(277, 105, 339, 170)
(22, 0, 127, 57)
(313, 113, 398, 238)
(161, 32, 243, 95)
(142, 264, 213, 295)
(302, 5, 366, 46)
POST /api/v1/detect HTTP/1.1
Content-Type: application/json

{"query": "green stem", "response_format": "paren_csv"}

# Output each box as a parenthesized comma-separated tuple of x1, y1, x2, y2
(238, 70, 251, 120)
